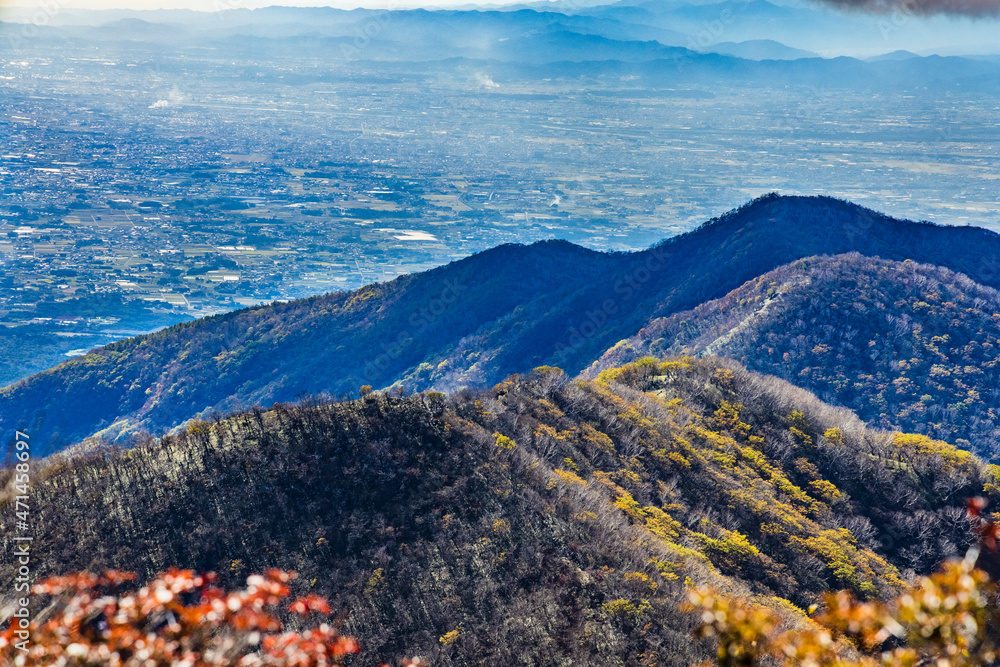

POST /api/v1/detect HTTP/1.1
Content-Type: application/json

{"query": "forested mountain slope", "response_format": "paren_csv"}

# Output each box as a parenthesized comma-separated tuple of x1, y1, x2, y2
(2, 358, 995, 666)
(592, 254, 1000, 461)
(8, 194, 1000, 455)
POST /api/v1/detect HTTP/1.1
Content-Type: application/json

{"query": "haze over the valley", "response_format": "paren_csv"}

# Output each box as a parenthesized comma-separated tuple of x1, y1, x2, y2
(5, 0, 1000, 56)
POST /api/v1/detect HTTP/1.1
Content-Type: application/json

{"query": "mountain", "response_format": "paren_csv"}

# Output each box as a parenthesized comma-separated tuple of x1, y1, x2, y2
(868, 50, 922, 62)
(480, 29, 691, 63)
(8, 5, 1000, 84)
(9, 7, 1000, 93)
(3, 357, 993, 665)
(582, 0, 868, 52)
(88, 18, 191, 42)
(581, 0, 1000, 58)
(591, 253, 1000, 461)
(10, 194, 1000, 456)
(8, 2, 1000, 73)
(705, 39, 818, 60)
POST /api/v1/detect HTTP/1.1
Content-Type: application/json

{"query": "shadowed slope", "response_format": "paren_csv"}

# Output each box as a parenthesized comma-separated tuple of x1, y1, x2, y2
(7, 195, 1000, 455)
(3, 358, 994, 664)
(592, 253, 1000, 460)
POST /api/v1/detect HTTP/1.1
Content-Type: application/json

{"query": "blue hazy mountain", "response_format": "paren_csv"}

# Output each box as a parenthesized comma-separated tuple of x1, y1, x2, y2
(705, 40, 818, 60)
(8, 4, 999, 79)
(9, 7, 1000, 95)
(868, 50, 923, 61)
(12, 0, 1000, 58)
(579, 0, 1000, 56)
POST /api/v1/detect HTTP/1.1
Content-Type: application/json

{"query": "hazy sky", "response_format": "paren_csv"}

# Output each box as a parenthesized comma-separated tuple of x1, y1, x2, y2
(5, 0, 499, 9)
(8, 0, 996, 17)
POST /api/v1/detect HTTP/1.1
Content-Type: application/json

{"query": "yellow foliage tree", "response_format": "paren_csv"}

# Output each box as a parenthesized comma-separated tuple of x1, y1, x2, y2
(689, 501, 1000, 666)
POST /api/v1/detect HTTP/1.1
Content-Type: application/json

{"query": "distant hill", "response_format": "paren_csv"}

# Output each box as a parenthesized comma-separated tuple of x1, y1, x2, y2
(482, 28, 691, 63)
(9, 4, 1000, 89)
(3, 357, 992, 665)
(705, 39, 818, 60)
(580, 0, 1000, 59)
(89, 18, 191, 41)
(583, 0, 870, 52)
(9, 0, 1000, 68)
(11, 194, 1000, 456)
(868, 50, 922, 62)
(591, 254, 1000, 461)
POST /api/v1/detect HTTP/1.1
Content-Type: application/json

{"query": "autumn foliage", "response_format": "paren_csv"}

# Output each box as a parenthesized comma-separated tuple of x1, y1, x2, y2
(689, 499, 1000, 667)
(0, 569, 362, 666)
(5, 358, 1000, 666)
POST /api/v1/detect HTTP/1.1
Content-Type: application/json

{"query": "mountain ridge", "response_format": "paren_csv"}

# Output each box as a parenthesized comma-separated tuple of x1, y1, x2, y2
(3, 357, 994, 665)
(8, 6, 1000, 78)
(7, 195, 1000, 456)
(591, 252, 1000, 460)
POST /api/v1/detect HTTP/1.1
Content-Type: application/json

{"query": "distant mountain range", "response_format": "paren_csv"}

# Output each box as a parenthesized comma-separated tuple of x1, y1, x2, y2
(4, 1, 1000, 69)
(9, 194, 1000, 459)
(705, 39, 817, 60)
(3, 356, 991, 665)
